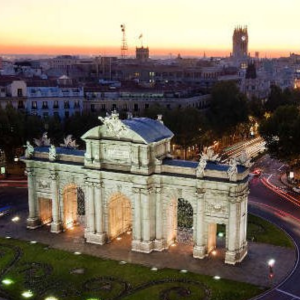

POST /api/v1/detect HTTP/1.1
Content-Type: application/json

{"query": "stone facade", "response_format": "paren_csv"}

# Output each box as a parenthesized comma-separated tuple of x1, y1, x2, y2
(22, 112, 249, 264)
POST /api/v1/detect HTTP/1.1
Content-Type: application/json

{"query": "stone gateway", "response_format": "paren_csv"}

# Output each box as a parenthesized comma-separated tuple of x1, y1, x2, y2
(22, 112, 249, 264)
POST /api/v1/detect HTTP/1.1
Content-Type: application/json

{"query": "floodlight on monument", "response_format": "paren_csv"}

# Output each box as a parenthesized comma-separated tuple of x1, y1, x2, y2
(12, 216, 20, 222)
(22, 290, 34, 298)
(1, 278, 14, 285)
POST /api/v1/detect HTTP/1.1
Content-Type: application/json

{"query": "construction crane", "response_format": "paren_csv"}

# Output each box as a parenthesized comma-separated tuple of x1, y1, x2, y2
(120, 24, 128, 59)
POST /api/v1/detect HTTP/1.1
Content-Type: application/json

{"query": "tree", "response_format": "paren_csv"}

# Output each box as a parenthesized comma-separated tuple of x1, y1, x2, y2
(248, 96, 265, 120)
(209, 81, 249, 137)
(0, 104, 25, 162)
(143, 104, 211, 159)
(63, 113, 99, 148)
(259, 105, 300, 165)
(264, 85, 288, 112)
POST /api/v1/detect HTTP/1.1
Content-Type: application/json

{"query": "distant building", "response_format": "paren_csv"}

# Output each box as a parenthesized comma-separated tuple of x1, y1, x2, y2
(136, 46, 149, 61)
(26, 76, 83, 119)
(0, 76, 27, 110)
(231, 26, 249, 68)
(83, 84, 210, 115)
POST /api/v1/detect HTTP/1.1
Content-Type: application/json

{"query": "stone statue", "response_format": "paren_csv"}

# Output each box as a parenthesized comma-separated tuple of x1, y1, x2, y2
(227, 157, 238, 181)
(34, 132, 51, 147)
(49, 144, 57, 161)
(24, 141, 34, 158)
(236, 150, 252, 167)
(200, 146, 220, 162)
(60, 135, 78, 149)
(196, 156, 207, 178)
(99, 111, 128, 138)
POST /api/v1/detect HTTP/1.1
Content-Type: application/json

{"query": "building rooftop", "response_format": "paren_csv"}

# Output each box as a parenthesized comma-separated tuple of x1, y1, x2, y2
(122, 117, 174, 143)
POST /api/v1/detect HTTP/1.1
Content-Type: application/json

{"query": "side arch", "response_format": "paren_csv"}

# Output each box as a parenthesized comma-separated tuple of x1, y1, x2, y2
(106, 192, 132, 240)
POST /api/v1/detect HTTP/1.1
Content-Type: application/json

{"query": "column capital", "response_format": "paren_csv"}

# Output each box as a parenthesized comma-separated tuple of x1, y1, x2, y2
(132, 187, 140, 194)
(94, 181, 104, 189)
(26, 168, 35, 177)
(195, 188, 206, 196)
(141, 187, 153, 195)
(85, 181, 94, 188)
(155, 187, 162, 194)
(49, 171, 58, 180)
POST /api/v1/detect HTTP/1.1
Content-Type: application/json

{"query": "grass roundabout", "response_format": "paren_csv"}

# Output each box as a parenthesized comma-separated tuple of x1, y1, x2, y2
(0, 213, 294, 300)
(0, 239, 261, 300)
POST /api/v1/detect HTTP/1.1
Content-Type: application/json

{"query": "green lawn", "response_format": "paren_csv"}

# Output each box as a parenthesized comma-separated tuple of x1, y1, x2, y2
(247, 214, 294, 248)
(0, 238, 264, 300)
(0, 213, 292, 300)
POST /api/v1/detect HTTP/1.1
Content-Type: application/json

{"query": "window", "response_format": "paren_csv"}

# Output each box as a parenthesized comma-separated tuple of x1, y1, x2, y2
(17, 88, 23, 97)
(53, 101, 59, 109)
(32, 101, 37, 109)
(42, 101, 48, 109)
(64, 100, 70, 109)
(74, 100, 80, 109)
(18, 100, 24, 109)
(145, 103, 149, 109)
(101, 104, 106, 111)
(91, 104, 96, 112)
(134, 104, 139, 112)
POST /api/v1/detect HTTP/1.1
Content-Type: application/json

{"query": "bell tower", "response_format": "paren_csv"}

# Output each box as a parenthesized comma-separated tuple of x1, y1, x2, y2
(232, 26, 248, 60)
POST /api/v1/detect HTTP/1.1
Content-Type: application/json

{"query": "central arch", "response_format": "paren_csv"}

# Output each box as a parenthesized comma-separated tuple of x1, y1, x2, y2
(108, 192, 132, 240)
(62, 184, 86, 229)
(166, 198, 194, 247)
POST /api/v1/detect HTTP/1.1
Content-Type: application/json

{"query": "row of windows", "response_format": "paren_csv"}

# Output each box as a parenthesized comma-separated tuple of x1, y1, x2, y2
(31, 100, 81, 110)
(90, 101, 209, 113)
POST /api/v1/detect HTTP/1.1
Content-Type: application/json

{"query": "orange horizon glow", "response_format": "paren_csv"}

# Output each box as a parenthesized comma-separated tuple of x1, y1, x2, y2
(0, 44, 294, 59)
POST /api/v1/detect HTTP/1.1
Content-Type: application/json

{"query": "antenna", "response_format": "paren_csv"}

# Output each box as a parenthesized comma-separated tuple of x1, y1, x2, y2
(138, 33, 143, 47)
(120, 24, 128, 59)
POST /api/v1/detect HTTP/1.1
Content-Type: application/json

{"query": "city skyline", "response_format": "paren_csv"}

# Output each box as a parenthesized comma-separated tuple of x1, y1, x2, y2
(0, 0, 299, 57)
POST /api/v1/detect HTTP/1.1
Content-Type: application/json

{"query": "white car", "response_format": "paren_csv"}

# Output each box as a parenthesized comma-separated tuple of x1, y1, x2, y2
(292, 186, 300, 193)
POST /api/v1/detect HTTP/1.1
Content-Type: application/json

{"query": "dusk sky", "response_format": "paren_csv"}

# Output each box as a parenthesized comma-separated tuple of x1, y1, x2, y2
(0, 0, 299, 57)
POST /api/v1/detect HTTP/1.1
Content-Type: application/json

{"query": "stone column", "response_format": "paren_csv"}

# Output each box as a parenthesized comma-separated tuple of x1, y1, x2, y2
(50, 171, 62, 233)
(87, 182, 95, 233)
(139, 187, 154, 253)
(154, 187, 165, 251)
(131, 187, 142, 251)
(225, 199, 237, 264)
(193, 188, 206, 259)
(84, 141, 93, 166)
(93, 182, 106, 244)
(26, 168, 40, 229)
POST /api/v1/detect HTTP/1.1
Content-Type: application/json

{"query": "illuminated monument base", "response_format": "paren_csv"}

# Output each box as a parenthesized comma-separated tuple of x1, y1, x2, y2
(22, 113, 249, 265)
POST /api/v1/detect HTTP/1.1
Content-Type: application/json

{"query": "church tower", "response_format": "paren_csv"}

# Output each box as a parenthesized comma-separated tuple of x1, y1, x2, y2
(232, 26, 248, 60)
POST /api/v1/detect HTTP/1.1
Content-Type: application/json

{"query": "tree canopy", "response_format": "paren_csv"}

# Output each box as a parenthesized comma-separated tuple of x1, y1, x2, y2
(259, 105, 300, 165)
(209, 81, 249, 136)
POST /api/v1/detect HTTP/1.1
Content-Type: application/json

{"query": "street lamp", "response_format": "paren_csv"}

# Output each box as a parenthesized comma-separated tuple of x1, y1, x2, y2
(268, 259, 275, 284)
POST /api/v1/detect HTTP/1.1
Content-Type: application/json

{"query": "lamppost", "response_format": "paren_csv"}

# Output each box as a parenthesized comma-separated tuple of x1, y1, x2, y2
(268, 259, 275, 286)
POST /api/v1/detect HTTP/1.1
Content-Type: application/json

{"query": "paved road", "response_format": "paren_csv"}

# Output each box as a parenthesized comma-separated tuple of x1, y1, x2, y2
(249, 155, 300, 300)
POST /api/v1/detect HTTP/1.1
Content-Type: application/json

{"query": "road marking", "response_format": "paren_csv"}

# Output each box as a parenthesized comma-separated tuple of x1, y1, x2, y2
(267, 174, 273, 181)
(276, 289, 300, 299)
(278, 164, 285, 171)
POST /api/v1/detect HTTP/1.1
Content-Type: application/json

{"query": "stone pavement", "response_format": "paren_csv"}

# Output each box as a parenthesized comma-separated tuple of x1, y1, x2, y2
(0, 208, 296, 288)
